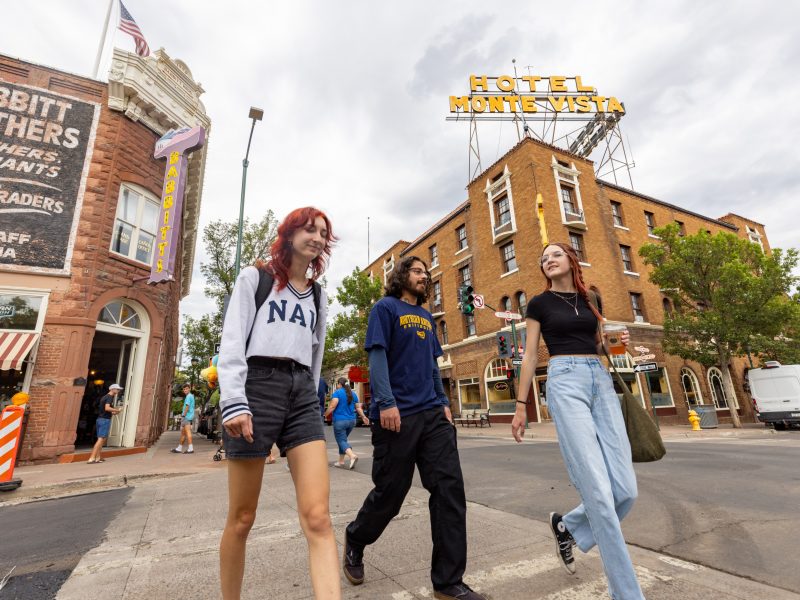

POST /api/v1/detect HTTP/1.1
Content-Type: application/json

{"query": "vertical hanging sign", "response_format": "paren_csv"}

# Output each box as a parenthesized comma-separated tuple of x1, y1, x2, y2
(149, 126, 205, 284)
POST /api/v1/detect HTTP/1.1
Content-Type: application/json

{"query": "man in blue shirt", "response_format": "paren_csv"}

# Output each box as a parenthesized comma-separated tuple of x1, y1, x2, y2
(342, 257, 486, 600)
(172, 383, 195, 454)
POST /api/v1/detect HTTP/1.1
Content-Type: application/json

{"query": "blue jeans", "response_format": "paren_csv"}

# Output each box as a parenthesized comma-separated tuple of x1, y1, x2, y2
(547, 356, 643, 600)
(333, 419, 356, 455)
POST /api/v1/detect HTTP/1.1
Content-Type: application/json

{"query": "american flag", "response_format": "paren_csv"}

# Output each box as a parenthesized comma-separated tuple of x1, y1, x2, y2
(118, 1, 150, 57)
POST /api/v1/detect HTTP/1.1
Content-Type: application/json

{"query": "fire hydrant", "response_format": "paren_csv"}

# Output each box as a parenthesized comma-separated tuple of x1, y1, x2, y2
(688, 409, 701, 431)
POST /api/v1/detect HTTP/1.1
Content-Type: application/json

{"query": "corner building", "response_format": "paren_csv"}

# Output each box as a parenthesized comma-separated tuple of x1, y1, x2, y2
(0, 50, 210, 463)
(365, 137, 766, 426)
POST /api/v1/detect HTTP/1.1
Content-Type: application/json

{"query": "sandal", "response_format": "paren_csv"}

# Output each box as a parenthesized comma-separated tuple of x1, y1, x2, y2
(87, 459, 96, 464)
(266, 456, 276, 464)
(96, 458, 105, 463)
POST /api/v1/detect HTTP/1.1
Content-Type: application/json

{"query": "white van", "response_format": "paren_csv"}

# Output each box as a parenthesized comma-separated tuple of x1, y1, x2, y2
(748, 362, 800, 430)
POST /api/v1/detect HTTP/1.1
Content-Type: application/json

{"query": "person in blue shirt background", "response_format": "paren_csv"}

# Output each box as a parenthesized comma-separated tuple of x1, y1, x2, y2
(325, 377, 369, 469)
(317, 378, 329, 418)
(342, 256, 487, 600)
(172, 383, 195, 454)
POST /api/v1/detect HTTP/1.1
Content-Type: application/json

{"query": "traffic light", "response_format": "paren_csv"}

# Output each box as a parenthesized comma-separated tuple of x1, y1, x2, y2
(496, 332, 510, 358)
(459, 285, 475, 314)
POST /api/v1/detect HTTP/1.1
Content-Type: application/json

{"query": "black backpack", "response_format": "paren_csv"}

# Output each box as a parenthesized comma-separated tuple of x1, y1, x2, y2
(245, 269, 322, 350)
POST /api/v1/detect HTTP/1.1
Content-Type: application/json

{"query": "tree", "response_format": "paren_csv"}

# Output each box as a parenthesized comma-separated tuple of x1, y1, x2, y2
(640, 224, 798, 427)
(199, 211, 278, 313)
(748, 292, 800, 364)
(181, 313, 220, 366)
(323, 268, 384, 374)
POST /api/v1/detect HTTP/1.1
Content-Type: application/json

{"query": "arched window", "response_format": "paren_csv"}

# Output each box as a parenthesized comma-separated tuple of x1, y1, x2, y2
(484, 358, 515, 414)
(439, 320, 448, 345)
(516, 291, 527, 314)
(680, 368, 702, 406)
(707, 367, 737, 409)
(663, 297, 673, 316)
(501, 296, 512, 312)
(99, 300, 142, 330)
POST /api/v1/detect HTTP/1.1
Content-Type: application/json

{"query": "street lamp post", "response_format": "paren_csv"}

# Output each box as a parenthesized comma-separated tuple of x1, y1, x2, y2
(234, 106, 264, 279)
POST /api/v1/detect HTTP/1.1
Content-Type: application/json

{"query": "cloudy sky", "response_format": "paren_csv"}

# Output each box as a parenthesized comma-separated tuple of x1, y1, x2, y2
(5, 0, 799, 324)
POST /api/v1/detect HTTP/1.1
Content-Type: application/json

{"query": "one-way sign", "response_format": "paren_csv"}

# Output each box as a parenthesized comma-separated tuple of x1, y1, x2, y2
(633, 362, 658, 373)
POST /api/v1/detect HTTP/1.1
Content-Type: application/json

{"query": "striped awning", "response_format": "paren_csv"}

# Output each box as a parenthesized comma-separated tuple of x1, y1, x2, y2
(0, 332, 39, 371)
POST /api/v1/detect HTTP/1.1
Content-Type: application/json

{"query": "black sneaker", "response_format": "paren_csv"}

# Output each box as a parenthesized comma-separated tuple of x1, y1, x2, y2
(433, 583, 488, 600)
(549, 512, 576, 575)
(342, 533, 364, 585)
(169, 449, 182, 454)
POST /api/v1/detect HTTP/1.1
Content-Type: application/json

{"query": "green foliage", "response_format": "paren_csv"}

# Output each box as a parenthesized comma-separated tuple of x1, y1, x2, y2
(323, 268, 384, 373)
(199, 211, 278, 313)
(181, 313, 220, 367)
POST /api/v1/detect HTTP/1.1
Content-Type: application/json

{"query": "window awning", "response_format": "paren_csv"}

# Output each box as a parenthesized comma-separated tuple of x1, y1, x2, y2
(0, 332, 39, 371)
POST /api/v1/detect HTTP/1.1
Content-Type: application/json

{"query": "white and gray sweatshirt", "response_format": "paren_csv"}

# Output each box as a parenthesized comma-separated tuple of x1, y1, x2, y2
(218, 266, 328, 424)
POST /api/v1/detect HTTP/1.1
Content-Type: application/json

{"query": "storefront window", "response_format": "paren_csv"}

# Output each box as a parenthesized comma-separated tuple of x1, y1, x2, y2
(0, 368, 25, 409)
(608, 353, 644, 407)
(0, 292, 46, 408)
(458, 377, 481, 411)
(645, 368, 674, 407)
(0, 294, 42, 331)
(485, 358, 515, 414)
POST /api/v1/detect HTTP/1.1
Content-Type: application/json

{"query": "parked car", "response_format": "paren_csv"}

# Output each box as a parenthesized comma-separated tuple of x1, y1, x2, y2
(748, 362, 800, 430)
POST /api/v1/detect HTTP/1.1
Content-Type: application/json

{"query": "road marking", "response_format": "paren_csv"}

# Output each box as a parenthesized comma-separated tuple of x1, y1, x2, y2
(541, 566, 669, 599)
(391, 592, 416, 599)
(658, 555, 704, 571)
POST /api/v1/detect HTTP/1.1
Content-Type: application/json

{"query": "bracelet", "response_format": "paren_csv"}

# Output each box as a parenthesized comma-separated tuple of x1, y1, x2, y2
(516, 400, 529, 405)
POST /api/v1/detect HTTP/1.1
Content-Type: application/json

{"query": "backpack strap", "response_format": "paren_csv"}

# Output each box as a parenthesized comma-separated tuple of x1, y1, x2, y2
(311, 281, 322, 319)
(246, 269, 274, 351)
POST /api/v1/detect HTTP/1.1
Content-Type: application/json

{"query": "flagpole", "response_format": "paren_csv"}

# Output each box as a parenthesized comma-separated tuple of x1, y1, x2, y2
(92, 0, 115, 78)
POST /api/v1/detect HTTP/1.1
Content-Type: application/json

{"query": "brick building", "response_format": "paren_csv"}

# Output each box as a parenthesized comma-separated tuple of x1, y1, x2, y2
(364, 136, 767, 426)
(0, 50, 210, 463)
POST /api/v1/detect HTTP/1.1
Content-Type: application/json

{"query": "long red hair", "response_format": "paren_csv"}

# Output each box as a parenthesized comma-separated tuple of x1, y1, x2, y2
(540, 243, 603, 322)
(259, 207, 337, 289)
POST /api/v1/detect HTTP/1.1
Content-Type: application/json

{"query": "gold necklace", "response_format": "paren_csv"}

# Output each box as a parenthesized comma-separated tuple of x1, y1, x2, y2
(549, 290, 579, 316)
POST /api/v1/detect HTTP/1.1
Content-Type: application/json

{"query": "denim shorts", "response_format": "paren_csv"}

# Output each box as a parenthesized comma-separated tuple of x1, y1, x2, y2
(223, 359, 325, 459)
(180, 417, 193, 428)
(96, 417, 111, 438)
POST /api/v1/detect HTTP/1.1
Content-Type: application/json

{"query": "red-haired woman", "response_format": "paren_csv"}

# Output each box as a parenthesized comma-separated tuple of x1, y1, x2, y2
(218, 207, 340, 599)
(511, 243, 643, 600)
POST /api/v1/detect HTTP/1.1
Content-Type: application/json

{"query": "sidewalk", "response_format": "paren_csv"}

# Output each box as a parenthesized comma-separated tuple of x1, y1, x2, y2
(53, 445, 800, 600)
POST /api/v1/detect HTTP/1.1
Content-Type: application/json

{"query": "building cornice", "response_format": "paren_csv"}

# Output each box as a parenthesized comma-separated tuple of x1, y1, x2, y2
(107, 48, 211, 298)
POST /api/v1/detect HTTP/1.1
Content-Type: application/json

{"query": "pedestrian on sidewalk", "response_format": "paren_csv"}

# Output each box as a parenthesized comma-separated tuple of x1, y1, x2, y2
(512, 243, 643, 600)
(325, 378, 369, 469)
(217, 207, 340, 600)
(343, 256, 487, 600)
(318, 378, 329, 418)
(171, 384, 195, 454)
(87, 383, 123, 464)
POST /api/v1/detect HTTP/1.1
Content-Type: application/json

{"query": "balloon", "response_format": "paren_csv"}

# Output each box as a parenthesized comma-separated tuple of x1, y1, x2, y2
(207, 365, 218, 384)
(211, 354, 219, 367)
(11, 392, 29, 406)
(200, 367, 211, 380)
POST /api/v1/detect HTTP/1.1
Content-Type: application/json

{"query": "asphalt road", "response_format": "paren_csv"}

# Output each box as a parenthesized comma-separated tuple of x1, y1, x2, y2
(0, 488, 131, 599)
(342, 427, 800, 593)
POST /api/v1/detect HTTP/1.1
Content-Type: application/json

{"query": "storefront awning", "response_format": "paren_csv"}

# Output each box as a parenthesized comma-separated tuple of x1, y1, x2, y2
(0, 332, 39, 371)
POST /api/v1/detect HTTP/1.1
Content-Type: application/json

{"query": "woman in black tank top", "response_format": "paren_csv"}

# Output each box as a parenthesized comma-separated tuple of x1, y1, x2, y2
(511, 243, 645, 600)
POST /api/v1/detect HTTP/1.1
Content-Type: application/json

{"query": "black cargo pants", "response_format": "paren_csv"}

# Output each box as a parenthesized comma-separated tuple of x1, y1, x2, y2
(345, 406, 467, 589)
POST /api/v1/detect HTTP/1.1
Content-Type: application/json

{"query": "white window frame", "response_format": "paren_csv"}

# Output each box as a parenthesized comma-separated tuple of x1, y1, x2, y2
(383, 254, 395, 286)
(110, 182, 160, 265)
(457, 377, 482, 412)
(707, 367, 739, 409)
(644, 211, 658, 237)
(680, 367, 703, 406)
(630, 292, 647, 323)
(484, 358, 516, 415)
(0, 287, 49, 398)
(455, 224, 468, 253)
(746, 225, 763, 250)
(644, 367, 675, 408)
(569, 232, 586, 263)
(552, 157, 587, 230)
(610, 201, 625, 228)
(429, 243, 439, 268)
(501, 241, 517, 273)
(485, 165, 517, 243)
(431, 280, 443, 315)
(464, 313, 476, 337)
(439, 320, 448, 346)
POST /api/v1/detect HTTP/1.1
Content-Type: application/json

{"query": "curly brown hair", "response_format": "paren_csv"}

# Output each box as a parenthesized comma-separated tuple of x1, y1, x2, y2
(384, 256, 431, 306)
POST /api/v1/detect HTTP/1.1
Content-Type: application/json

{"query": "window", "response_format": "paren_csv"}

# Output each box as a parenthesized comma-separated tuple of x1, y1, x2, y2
(662, 297, 673, 316)
(707, 367, 737, 409)
(646, 369, 674, 407)
(561, 186, 577, 214)
(456, 225, 468, 251)
(501, 242, 517, 272)
(485, 358, 515, 414)
(516, 291, 527, 314)
(569, 232, 586, 263)
(383, 255, 395, 285)
(501, 296, 512, 312)
(429, 244, 439, 268)
(0, 294, 43, 331)
(680, 368, 703, 406)
(620, 245, 634, 272)
(99, 300, 142, 330)
(494, 195, 511, 227)
(675, 220, 686, 236)
(459, 264, 472, 287)
(458, 377, 482, 411)
(439, 320, 448, 345)
(611, 201, 624, 227)
(464, 313, 476, 337)
(111, 184, 159, 264)
(645, 211, 656, 235)
(746, 225, 763, 250)
(629, 292, 645, 322)
(431, 280, 443, 313)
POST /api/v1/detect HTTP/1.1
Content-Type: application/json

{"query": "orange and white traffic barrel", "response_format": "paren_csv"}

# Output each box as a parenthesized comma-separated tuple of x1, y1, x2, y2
(0, 405, 25, 491)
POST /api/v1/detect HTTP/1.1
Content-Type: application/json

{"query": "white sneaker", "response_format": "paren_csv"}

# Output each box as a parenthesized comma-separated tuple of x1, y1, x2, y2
(348, 456, 359, 470)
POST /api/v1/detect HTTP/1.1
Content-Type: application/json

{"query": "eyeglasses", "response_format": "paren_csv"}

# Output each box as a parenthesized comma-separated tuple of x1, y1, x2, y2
(540, 251, 566, 265)
(408, 268, 429, 277)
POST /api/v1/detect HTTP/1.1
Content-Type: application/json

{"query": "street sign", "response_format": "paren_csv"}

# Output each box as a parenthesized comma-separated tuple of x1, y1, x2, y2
(494, 311, 523, 320)
(633, 362, 658, 373)
(631, 354, 656, 363)
(473, 294, 485, 308)
(214, 342, 221, 354)
(512, 359, 523, 366)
